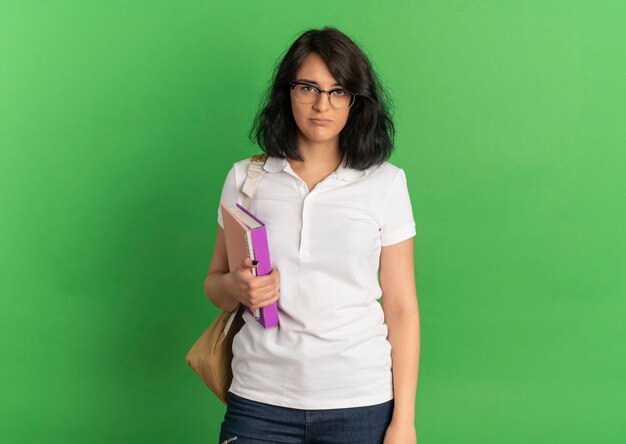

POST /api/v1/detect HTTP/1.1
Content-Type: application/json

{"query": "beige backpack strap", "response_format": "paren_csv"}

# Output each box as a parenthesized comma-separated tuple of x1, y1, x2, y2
(241, 153, 269, 210)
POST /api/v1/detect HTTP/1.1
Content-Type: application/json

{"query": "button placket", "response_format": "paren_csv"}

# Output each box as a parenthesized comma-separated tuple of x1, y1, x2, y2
(299, 197, 310, 259)
(291, 171, 341, 261)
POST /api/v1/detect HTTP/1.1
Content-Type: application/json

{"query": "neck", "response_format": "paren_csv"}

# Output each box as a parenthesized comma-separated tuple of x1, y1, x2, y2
(289, 134, 343, 173)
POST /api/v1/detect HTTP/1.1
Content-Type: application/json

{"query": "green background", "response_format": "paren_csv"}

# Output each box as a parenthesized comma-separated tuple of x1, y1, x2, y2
(1, 1, 624, 443)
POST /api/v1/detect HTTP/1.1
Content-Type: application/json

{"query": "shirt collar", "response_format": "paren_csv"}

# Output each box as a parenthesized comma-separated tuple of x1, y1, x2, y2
(262, 152, 367, 182)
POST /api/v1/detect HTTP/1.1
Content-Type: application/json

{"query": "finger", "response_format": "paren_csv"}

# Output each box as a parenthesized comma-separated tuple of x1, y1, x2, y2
(251, 271, 280, 290)
(239, 257, 259, 270)
(255, 288, 281, 308)
(257, 267, 279, 281)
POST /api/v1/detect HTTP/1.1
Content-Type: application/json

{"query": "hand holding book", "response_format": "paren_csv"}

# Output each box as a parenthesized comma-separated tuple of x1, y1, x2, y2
(225, 257, 281, 319)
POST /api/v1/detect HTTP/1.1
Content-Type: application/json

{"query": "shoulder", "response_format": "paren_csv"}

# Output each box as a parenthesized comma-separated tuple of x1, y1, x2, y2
(366, 160, 407, 184)
(375, 160, 405, 175)
(231, 154, 269, 172)
(222, 156, 256, 183)
(232, 156, 254, 170)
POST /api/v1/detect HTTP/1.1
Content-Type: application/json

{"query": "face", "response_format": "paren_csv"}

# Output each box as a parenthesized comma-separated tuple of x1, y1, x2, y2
(290, 52, 351, 147)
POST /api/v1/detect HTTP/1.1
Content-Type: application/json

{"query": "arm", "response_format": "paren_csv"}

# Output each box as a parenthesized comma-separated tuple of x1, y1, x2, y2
(204, 225, 239, 312)
(380, 236, 420, 426)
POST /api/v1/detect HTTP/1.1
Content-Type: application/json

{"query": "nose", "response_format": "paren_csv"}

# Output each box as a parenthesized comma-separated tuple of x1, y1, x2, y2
(312, 92, 331, 112)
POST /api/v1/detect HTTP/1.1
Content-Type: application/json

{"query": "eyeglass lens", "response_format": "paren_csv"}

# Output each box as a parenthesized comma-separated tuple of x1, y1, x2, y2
(292, 84, 354, 109)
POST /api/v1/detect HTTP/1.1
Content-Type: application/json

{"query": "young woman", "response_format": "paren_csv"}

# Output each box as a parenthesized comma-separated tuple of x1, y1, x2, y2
(205, 27, 419, 444)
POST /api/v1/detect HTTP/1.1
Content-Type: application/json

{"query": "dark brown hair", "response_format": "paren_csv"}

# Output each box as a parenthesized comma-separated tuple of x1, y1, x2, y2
(249, 27, 395, 170)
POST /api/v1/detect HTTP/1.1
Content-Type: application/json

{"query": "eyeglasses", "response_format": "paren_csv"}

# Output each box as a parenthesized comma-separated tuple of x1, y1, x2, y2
(289, 81, 357, 109)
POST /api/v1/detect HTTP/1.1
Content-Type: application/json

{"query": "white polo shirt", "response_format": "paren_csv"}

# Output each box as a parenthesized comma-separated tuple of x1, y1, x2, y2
(216, 153, 416, 409)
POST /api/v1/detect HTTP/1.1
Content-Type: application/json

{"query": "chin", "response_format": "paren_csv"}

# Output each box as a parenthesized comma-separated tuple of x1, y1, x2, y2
(303, 128, 342, 142)
(303, 135, 340, 145)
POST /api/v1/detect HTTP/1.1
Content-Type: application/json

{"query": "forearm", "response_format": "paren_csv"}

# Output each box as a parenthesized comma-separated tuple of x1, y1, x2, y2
(204, 272, 239, 312)
(386, 307, 420, 423)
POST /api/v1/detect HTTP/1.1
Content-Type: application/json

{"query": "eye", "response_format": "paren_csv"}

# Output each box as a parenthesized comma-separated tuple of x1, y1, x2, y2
(333, 89, 348, 96)
(298, 85, 317, 93)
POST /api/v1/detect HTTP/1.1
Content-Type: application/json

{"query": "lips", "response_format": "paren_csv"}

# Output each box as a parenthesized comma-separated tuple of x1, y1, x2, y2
(310, 118, 332, 125)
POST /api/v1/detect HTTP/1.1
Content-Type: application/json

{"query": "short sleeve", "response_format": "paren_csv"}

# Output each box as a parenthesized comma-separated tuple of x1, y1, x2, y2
(380, 169, 416, 246)
(216, 164, 238, 229)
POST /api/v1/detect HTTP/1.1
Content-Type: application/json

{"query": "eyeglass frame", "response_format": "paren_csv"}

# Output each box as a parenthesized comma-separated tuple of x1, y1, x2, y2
(288, 81, 358, 109)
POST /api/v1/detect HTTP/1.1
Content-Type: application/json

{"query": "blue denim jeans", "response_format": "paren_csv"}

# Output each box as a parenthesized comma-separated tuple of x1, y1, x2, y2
(218, 392, 394, 444)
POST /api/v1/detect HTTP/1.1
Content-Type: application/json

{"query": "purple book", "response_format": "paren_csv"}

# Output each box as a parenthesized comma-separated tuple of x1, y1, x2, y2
(221, 202, 279, 328)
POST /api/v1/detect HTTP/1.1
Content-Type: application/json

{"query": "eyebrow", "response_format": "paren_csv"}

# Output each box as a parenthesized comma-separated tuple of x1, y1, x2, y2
(296, 78, 343, 88)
